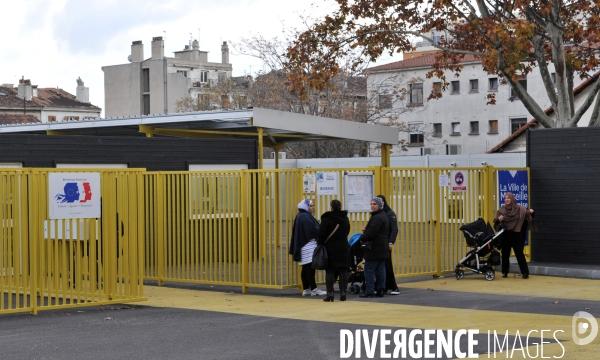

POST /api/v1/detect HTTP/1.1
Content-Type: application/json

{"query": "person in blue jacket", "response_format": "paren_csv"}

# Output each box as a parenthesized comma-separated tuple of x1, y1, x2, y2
(289, 199, 327, 296)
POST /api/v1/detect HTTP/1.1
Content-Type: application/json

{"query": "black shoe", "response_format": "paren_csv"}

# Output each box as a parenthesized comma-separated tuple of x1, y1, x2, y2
(376, 289, 385, 298)
(522, 274, 529, 279)
(359, 293, 375, 298)
(340, 292, 346, 302)
(323, 292, 334, 302)
(502, 273, 508, 278)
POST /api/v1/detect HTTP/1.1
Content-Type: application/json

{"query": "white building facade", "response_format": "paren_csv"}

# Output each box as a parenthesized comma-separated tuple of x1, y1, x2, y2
(366, 51, 586, 155)
(102, 37, 234, 118)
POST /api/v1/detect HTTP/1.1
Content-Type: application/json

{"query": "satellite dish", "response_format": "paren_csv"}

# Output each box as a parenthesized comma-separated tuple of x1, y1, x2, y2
(128, 55, 132, 62)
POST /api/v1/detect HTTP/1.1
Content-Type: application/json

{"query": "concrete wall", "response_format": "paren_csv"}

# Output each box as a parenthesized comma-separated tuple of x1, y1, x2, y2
(263, 153, 526, 169)
(102, 62, 142, 118)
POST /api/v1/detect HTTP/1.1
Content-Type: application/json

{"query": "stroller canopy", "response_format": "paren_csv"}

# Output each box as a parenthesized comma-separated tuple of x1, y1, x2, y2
(348, 233, 362, 247)
(460, 218, 495, 240)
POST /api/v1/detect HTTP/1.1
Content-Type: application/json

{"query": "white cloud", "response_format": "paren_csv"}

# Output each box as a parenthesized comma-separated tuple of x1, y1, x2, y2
(1, 0, 401, 117)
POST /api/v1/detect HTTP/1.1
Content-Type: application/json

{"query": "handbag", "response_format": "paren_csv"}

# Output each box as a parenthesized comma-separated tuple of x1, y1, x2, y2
(311, 224, 339, 270)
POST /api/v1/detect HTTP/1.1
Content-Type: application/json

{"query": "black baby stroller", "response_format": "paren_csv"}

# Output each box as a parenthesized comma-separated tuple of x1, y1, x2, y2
(454, 218, 505, 281)
(347, 233, 366, 294)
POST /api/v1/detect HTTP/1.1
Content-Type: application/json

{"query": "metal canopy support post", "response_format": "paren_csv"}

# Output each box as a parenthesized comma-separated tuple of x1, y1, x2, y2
(257, 127, 264, 169)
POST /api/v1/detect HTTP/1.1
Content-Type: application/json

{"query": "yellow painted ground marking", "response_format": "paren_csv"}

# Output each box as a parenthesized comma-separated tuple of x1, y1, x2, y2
(133, 286, 600, 359)
(402, 275, 600, 301)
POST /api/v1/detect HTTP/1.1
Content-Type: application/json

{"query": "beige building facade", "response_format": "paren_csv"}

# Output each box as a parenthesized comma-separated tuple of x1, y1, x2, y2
(102, 37, 233, 118)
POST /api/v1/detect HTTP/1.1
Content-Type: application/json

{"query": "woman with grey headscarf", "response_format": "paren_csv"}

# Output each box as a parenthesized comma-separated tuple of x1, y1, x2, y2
(289, 199, 327, 296)
(357, 197, 390, 298)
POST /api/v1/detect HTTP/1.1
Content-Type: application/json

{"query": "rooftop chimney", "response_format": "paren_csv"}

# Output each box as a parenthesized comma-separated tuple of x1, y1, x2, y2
(18, 78, 33, 101)
(221, 41, 229, 64)
(151, 36, 164, 60)
(131, 40, 144, 62)
(76, 77, 89, 103)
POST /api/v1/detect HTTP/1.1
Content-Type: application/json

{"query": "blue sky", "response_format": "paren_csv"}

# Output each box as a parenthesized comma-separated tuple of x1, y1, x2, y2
(1, 0, 401, 116)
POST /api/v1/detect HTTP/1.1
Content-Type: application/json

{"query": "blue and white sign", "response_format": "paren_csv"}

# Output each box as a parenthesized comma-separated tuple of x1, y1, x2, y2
(316, 172, 338, 195)
(497, 170, 529, 208)
(49, 172, 101, 219)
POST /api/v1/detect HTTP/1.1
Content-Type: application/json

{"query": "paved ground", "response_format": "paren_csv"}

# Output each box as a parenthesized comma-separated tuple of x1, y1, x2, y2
(1, 269, 599, 360)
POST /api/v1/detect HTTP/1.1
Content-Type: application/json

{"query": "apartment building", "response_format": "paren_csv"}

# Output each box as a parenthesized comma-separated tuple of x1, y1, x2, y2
(102, 37, 234, 118)
(0, 78, 101, 125)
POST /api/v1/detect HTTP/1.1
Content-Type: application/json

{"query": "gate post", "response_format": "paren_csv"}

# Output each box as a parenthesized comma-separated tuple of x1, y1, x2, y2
(28, 171, 39, 315)
(156, 174, 166, 286)
(241, 171, 249, 293)
(434, 169, 442, 277)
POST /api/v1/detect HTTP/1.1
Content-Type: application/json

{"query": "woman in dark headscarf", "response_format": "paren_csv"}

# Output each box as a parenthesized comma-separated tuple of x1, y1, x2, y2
(317, 199, 350, 302)
(494, 192, 535, 279)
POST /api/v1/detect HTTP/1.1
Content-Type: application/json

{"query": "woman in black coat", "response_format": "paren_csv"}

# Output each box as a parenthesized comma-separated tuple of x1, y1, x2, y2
(358, 197, 390, 298)
(317, 200, 350, 302)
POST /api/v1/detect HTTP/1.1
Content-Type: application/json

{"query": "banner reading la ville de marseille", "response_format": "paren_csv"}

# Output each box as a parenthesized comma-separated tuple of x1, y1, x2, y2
(497, 170, 529, 209)
(48, 173, 101, 219)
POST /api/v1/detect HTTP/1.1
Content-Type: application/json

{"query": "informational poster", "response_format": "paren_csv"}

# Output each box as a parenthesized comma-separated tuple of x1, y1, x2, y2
(303, 173, 316, 194)
(439, 174, 449, 187)
(344, 173, 374, 213)
(449, 170, 468, 192)
(49, 173, 101, 219)
(497, 170, 529, 208)
(316, 172, 338, 195)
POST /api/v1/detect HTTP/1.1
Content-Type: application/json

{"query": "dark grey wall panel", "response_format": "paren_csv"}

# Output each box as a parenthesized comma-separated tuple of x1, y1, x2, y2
(527, 126, 600, 265)
(0, 134, 258, 170)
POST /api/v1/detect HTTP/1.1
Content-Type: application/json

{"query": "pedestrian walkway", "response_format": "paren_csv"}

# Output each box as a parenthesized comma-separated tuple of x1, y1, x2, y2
(133, 273, 600, 359)
(511, 260, 600, 280)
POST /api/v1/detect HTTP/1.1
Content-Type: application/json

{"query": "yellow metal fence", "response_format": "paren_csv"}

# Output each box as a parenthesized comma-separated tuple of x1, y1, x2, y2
(142, 166, 529, 292)
(0, 169, 145, 315)
(1, 166, 528, 315)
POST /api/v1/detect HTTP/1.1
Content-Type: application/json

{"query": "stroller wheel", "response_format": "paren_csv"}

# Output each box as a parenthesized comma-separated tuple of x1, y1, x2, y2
(455, 270, 464, 280)
(349, 285, 359, 294)
(485, 269, 495, 281)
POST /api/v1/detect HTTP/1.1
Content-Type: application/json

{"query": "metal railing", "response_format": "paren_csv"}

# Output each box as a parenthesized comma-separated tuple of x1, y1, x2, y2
(0, 169, 146, 315)
(1, 165, 529, 315)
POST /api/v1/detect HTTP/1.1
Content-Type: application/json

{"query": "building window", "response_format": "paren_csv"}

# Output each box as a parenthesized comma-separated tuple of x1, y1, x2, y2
(378, 94, 392, 109)
(451, 122, 460, 135)
(432, 82, 442, 96)
(433, 123, 442, 137)
(488, 78, 498, 91)
(469, 121, 479, 134)
(488, 120, 498, 134)
(551, 72, 556, 85)
(409, 122, 424, 145)
(451, 81, 460, 94)
(142, 69, 150, 93)
(48, 115, 56, 122)
(510, 77, 527, 99)
(200, 71, 208, 83)
(177, 70, 188, 78)
(409, 83, 423, 105)
(143, 94, 150, 115)
(511, 118, 528, 133)
(469, 79, 479, 93)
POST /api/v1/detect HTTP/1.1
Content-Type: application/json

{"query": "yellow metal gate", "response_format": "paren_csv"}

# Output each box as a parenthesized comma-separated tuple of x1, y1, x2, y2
(0, 169, 145, 315)
(142, 166, 528, 292)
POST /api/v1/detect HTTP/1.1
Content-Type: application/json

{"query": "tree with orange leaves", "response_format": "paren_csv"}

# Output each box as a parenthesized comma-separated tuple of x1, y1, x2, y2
(286, 0, 600, 127)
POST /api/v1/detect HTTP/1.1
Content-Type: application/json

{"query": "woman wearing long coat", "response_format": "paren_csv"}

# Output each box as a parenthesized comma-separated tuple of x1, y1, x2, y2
(494, 192, 535, 279)
(357, 197, 390, 298)
(317, 200, 350, 302)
